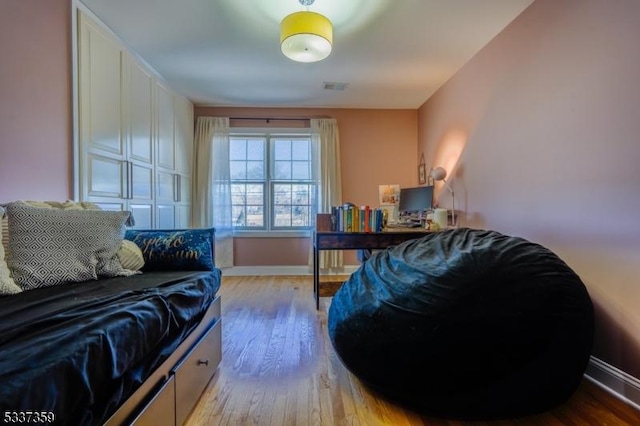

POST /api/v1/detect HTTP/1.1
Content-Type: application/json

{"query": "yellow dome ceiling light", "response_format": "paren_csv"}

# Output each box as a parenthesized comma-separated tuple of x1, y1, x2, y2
(280, 0, 333, 63)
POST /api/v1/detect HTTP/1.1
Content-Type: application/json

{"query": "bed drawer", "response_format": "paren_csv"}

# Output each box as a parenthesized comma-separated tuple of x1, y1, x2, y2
(173, 316, 222, 425)
(130, 375, 175, 426)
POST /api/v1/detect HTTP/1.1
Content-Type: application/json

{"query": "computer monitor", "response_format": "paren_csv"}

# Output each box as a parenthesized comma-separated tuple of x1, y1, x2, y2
(398, 185, 434, 213)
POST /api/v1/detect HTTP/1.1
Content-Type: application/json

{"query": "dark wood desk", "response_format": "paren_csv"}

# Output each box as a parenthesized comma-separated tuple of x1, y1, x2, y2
(313, 229, 430, 309)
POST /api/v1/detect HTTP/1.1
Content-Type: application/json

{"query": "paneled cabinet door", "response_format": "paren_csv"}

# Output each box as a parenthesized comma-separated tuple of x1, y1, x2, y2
(173, 95, 193, 226)
(78, 11, 125, 204)
(179, 174, 191, 204)
(176, 174, 192, 228)
(156, 205, 176, 229)
(127, 162, 154, 229)
(124, 55, 155, 228)
(156, 170, 175, 202)
(78, 13, 124, 158)
(156, 170, 176, 228)
(128, 204, 153, 230)
(85, 154, 124, 200)
(127, 55, 154, 165)
(174, 95, 193, 176)
(155, 172, 190, 228)
(156, 82, 175, 171)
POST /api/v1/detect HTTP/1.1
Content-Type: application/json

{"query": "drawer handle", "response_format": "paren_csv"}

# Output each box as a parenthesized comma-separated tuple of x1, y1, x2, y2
(197, 359, 209, 366)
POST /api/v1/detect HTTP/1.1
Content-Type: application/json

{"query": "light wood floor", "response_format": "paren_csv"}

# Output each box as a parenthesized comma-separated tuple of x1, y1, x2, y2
(186, 276, 640, 425)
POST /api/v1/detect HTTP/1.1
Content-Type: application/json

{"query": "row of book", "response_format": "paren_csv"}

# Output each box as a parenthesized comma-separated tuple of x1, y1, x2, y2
(330, 204, 387, 232)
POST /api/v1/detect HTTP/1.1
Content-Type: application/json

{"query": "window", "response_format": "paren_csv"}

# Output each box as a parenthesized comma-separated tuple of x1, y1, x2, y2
(230, 132, 316, 232)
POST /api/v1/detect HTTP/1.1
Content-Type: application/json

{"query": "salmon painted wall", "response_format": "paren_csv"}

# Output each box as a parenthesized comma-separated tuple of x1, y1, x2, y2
(195, 106, 418, 266)
(417, 0, 640, 382)
(0, 0, 72, 202)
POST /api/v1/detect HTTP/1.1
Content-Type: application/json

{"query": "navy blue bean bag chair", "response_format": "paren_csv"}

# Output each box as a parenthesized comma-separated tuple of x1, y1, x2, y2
(328, 228, 594, 419)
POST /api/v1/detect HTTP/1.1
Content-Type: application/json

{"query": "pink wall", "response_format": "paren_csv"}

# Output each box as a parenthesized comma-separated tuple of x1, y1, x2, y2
(0, 0, 72, 203)
(195, 106, 418, 266)
(417, 0, 640, 381)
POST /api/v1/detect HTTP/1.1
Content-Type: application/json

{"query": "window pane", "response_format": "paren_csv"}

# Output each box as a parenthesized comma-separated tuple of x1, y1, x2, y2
(274, 205, 291, 227)
(231, 137, 265, 180)
(272, 183, 314, 228)
(232, 205, 246, 226)
(247, 139, 264, 160)
(230, 140, 246, 160)
(231, 183, 264, 228)
(274, 161, 291, 179)
(274, 139, 291, 160)
(246, 184, 264, 204)
(292, 205, 310, 227)
(292, 184, 310, 204)
(274, 184, 292, 205)
(291, 141, 309, 160)
(246, 161, 264, 179)
(273, 184, 292, 227)
(246, 205, 264, 227)
(230, 160, 246, 180)
(231, 184, 245, 203)
(291, 161, 310, 180)
(231, 192, 245, 205)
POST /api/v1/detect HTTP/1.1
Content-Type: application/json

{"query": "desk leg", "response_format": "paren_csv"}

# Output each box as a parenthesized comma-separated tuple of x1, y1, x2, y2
(313, 245, 319, 310)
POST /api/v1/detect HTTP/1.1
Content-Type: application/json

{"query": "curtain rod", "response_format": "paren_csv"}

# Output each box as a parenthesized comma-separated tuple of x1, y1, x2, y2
(229, 116, 311, 123)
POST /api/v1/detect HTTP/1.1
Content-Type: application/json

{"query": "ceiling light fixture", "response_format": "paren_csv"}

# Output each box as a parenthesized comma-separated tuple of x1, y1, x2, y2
(280, 0, 333, 63)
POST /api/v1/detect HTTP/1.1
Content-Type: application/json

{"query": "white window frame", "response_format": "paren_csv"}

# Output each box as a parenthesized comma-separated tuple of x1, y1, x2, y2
(230, 128, 317, 238)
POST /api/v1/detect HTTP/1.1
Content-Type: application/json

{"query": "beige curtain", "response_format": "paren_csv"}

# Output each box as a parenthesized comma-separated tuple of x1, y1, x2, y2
(310, 118, 343, 270)
(192, 117, 233, 268)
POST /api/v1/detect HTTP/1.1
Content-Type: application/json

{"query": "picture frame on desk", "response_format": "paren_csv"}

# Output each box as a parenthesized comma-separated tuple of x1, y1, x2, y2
(378, 184, 400, 205)
(378, 184, 400, 223)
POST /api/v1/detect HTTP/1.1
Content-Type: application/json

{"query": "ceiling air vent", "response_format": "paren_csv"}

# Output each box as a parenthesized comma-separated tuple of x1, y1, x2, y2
(323, 81, 349, 91)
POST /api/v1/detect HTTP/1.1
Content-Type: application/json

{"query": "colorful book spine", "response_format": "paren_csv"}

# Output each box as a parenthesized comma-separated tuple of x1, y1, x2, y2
(329, 205, 386, 233)
(364, 206, 371, 232)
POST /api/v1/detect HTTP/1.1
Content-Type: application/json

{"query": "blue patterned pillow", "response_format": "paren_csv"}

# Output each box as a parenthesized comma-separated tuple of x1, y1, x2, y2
(124, 228, 215, 271)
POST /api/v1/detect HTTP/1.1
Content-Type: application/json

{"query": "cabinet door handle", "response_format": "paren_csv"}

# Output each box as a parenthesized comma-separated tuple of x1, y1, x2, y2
(174, 174, 181, 202)
(177, 174, 181, 202)
(120, 161, 128, 199)
(127, 161, 134, 199)
(197, 359, 209, 366)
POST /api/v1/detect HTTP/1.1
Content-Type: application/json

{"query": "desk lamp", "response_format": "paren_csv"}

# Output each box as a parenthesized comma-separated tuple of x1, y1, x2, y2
(430, 166, 455, 227)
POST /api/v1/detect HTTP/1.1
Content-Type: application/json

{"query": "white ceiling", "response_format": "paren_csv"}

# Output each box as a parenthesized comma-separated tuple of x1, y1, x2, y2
(78, 0, 534, 109)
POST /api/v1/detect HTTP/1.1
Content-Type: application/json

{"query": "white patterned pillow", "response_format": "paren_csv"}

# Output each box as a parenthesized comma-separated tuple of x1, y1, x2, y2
(1, 200, 101, 259)
(6, 203, 135, 290)
(0, 207, 22, 295)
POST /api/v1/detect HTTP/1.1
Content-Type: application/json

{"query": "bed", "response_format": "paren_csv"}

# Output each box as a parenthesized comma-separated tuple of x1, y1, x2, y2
(0, 270, 222, 425)
(0, 203, 223, 425)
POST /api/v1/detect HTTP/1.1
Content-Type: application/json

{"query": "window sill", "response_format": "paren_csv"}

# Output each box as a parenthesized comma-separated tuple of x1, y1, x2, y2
(233, 230, 311, 238)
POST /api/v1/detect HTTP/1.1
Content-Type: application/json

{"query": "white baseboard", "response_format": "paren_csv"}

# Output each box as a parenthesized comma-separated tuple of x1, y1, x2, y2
(221, 265, 360, 276)
(585, 356, 640, 411)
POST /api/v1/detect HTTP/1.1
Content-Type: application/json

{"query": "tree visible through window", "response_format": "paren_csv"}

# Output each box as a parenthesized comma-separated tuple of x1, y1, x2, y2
(230, 133, 316, 231)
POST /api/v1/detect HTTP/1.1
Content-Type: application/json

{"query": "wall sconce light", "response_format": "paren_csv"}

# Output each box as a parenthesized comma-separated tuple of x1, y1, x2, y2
(430, 166, 456, 227)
